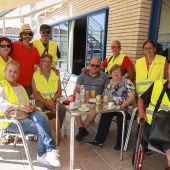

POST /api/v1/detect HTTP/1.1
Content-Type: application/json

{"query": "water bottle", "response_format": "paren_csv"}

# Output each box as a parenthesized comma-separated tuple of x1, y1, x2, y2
(80, 85, 85, 102)
(75, 93, 80, 107)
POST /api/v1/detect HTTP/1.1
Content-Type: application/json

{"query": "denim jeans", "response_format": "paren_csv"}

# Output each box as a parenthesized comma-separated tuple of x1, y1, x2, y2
(6, 110, 56, 156)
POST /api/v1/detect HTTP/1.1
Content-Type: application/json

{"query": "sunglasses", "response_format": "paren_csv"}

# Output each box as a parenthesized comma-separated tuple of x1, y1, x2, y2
(42, 30, 51, 34)
(111, 46, 120, 50)
(0, 44, 11, 48)
(90, 64, 100, 68)
(22, 32, 33, 36)
(7, 60, 20, 65)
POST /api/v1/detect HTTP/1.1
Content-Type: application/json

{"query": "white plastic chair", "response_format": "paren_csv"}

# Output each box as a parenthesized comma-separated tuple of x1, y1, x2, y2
(0, 118, 34, 170)
(60, 72, 71, 97)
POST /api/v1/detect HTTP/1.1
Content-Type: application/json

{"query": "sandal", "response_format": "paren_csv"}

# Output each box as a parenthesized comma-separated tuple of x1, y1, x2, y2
(2, 135, 15, 145)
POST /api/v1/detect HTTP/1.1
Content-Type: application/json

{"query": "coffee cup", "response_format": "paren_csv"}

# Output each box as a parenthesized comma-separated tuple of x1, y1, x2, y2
(70, 102, 75, 108)
(81, 104, 87, 110)
(108, 102, 113, 108)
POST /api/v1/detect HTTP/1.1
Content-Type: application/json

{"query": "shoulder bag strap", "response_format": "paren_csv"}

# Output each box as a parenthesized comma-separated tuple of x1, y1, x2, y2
(154, 80, 169, 112)
(107, 55, 113, 65)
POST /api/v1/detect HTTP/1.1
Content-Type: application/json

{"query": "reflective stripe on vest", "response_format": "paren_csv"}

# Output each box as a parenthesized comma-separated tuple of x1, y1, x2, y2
(39, 92, 56, 97)
(136, 81, 154, 86)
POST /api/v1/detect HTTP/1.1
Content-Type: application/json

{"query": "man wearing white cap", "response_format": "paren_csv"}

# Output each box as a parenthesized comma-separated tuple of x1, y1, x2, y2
(11, 24, 40, 98)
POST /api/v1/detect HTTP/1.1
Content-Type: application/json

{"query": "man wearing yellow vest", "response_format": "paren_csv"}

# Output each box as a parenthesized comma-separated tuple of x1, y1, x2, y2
(33, 24, 60, 67)
(82, 40, 134, 81)
(32, 54, 66, 128)
(137, 63, 170, 170)
(135, 40, 168, 97)
(0, 61, 61, 167)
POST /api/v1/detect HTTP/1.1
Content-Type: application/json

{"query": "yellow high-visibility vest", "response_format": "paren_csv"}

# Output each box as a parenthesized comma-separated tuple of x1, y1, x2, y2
(0, 57, 12, 81)
(33, 70, 59, 100)
(135, 55, 165, 97)
(0, 80, 28, 128)
(33, 40, 58, 63)
(106, 53, 125, 74)
(145, 79, 170, 125)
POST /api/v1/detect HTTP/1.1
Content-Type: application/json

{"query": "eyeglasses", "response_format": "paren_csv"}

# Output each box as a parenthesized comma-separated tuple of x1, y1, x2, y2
(41, 60, 52, 64)
(41, 30, 51, 34)
(0, 44, 11, 48)
(90, 64, 100, 68)
(22, 32, 33, 36)
(111, 46, 120, 50)
(144, 46, 154, 51)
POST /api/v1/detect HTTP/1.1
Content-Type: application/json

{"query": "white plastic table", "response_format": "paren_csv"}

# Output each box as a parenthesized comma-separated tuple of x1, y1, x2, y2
(57, 101, 126, 170)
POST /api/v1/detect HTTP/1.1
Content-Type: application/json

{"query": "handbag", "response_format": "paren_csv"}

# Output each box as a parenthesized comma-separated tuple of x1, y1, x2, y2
(149, 80, 170, 142)
(5, 110, 29, 120)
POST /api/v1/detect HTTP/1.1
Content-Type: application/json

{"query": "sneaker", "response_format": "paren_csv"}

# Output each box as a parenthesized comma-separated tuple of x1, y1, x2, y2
(86, 141, 102, 149)
(37, 154, 50, 165)
(45, 149, 61, 167)
(75, 127, 89, 141)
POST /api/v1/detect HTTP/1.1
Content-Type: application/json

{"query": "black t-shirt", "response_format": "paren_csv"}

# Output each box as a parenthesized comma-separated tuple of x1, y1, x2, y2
(141, 82, 170, 105)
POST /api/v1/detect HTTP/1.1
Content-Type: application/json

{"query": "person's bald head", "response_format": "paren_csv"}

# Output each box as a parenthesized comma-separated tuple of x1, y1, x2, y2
(88, 58, 101, 75)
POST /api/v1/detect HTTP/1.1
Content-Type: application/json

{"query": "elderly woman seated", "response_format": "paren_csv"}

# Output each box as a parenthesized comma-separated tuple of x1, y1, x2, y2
(0, 61, 61, 167)
(87, 64, 136, 150)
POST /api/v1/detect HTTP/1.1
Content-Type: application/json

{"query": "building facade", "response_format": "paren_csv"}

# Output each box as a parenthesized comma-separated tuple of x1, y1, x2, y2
(18, 0, 170, 75)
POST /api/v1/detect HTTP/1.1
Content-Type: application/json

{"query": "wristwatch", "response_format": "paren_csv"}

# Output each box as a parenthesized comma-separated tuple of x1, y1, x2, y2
(52, 98, 56, 102)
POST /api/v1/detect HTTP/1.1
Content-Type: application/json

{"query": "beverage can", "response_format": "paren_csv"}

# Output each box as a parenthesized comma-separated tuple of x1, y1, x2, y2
(96, 95, 102, 105)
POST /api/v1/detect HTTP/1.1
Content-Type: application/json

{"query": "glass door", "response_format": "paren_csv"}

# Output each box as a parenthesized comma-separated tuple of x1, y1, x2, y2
(86, 12, 106, 66)
(52, 23, 68, 71)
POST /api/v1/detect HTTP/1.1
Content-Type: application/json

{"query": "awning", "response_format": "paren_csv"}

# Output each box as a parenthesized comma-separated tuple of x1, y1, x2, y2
(0, 0, 67, 21)
(0, 0, 43, 11)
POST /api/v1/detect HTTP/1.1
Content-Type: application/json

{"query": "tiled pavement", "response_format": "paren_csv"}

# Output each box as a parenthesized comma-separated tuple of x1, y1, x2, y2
(0, 113, 167, 170)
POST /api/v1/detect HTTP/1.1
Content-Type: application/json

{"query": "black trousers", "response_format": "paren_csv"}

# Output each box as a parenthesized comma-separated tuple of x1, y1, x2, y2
(95, 112, 130, 146)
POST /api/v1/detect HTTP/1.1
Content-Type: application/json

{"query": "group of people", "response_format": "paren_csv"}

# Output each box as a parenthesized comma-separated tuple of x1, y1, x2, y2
(74, 40, 170, 170)
(0, 23, 63, 167)
(1, 22, 170, 169)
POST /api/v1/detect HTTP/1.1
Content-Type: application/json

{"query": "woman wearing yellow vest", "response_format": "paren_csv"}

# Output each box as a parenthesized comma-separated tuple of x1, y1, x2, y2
(135, 40, 168, 97)
(137, 64, 170, 170)
(32, 54, 66, 128)
(82, 40, 134, 81)
(0, 37, 13, 81)
(33, 24, 60, 68)
(0, 61, 61, 167)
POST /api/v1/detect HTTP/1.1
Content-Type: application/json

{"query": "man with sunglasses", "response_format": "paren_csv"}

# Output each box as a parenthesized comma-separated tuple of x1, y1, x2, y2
(33, 24, 60, 67)
(82, 40, 134, 81)
(73, 58, 109, 141)
(11, 24, 40, 98)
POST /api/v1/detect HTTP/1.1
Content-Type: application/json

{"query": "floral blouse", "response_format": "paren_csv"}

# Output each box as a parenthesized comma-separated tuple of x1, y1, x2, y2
(104, 78, 136, 114)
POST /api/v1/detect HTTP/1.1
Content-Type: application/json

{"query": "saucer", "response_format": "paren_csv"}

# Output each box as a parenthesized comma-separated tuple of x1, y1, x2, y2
(79, 108, 90, 112)
(105, 105, 115, 110)
(67, 106, 77, 110)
